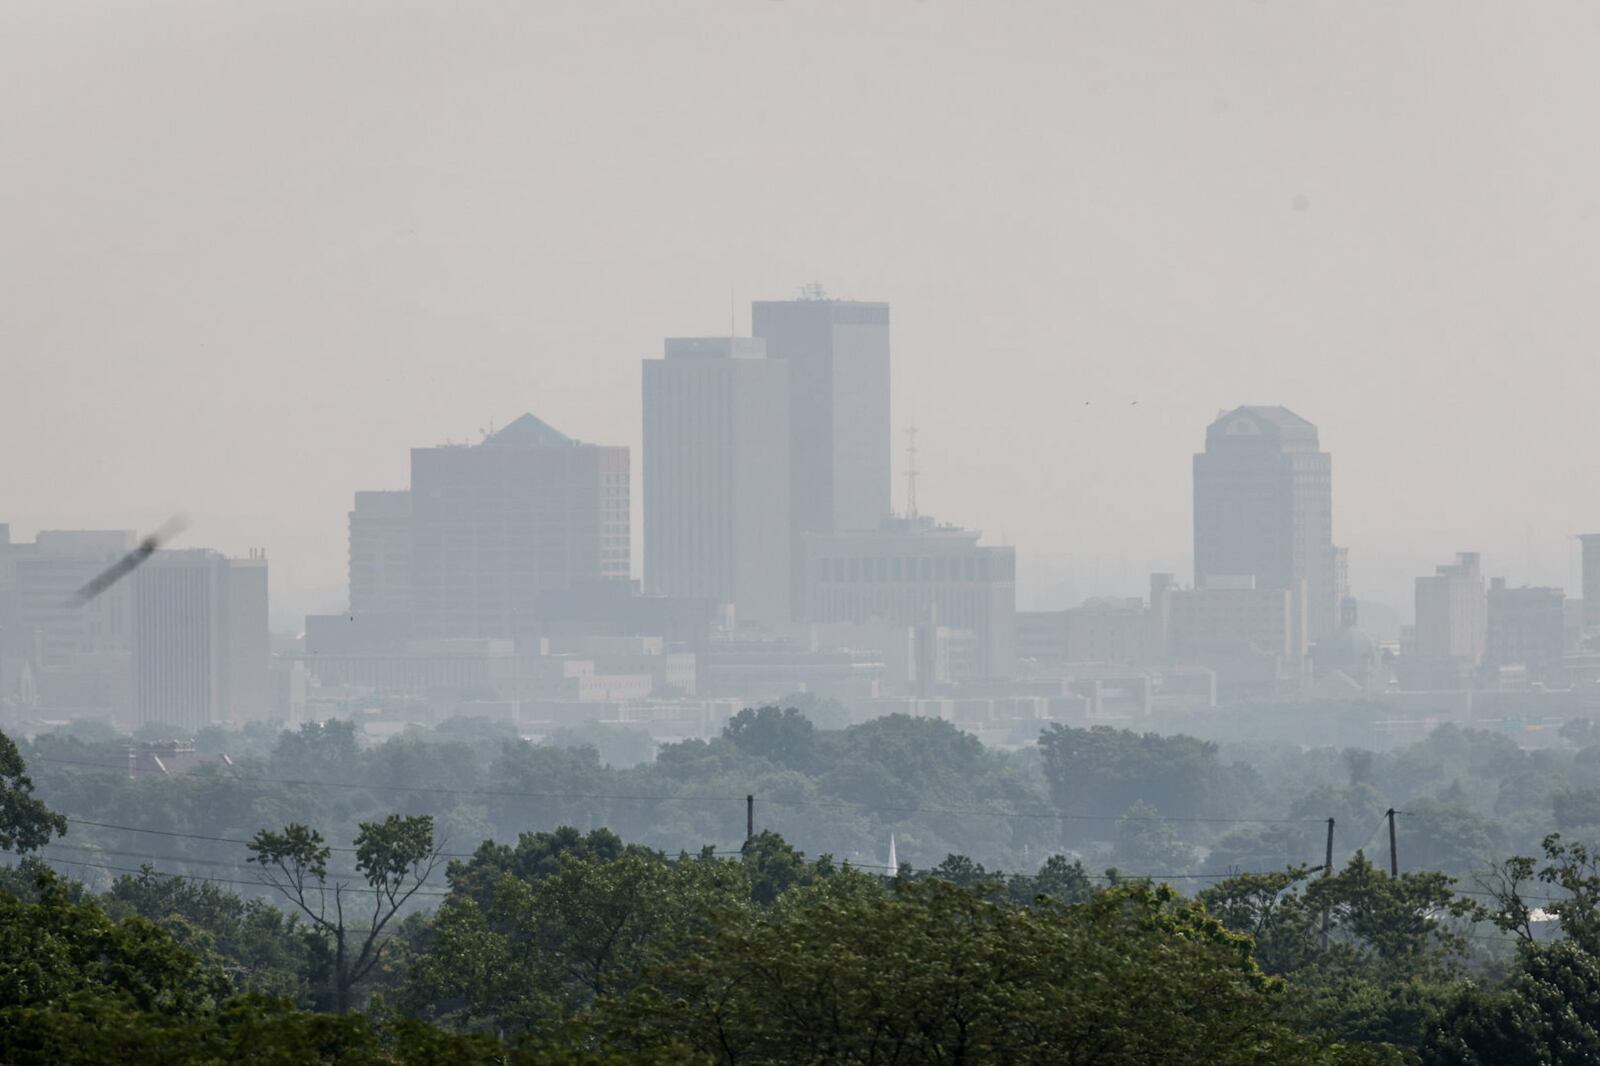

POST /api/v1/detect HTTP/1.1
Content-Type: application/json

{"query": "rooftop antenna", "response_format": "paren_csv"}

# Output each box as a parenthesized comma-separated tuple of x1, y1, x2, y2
(801, 281, 828, 301)
(905, 424, 920, 520)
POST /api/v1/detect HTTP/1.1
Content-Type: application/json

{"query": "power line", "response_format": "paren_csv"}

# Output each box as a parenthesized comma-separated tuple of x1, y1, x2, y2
(63, 816, 478, 859)
(1351, 813, 1390, 855)
(47, 840, 279, 871)
(35, 755, 745, 806)
(761, 797, 1323, 825)
(42, 841, 447, 887)
(66, 817, 271, 848)
(35, 854, 456, 899)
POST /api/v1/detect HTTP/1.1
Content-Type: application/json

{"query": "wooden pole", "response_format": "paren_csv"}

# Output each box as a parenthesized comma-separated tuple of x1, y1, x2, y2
(1321, 817, 1334, 949)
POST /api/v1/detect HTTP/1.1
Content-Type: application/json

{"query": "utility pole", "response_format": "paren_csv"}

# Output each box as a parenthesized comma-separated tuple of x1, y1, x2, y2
(1321, 817, 1334, 950)
(1387, 808, 1398, 877)
(746, 794, 754, 845)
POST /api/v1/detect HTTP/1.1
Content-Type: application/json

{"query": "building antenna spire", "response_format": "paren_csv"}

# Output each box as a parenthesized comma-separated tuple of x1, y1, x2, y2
(905, 424, 919, 520)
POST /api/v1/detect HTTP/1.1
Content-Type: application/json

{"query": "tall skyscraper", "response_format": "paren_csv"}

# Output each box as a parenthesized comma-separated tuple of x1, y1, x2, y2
(1414, 552, 1487, 663)
(1580, 534, 1600, 630)
(643, 337, 790, 624)
(132, 548, 269, 730)
(1193, 406, 1336, 638)
(348, 490, 411, 617)
(409, 413, 629, 640)
(752, 294, 891, 537)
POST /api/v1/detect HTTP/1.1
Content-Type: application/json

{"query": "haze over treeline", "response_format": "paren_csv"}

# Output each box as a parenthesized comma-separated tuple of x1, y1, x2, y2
(6, 2, 1600, 619)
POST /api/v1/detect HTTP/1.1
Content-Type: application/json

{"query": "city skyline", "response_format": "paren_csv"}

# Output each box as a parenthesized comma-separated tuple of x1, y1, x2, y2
(6, 8, 1599, 1057)
(6, 366, 1598, 633)
(7, 3, 1600, 623)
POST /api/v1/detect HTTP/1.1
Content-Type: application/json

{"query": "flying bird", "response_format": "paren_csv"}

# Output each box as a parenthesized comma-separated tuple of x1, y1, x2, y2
(71, 514, 189, 606)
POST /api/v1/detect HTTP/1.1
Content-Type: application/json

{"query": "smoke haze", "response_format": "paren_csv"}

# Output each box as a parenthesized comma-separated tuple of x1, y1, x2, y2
(5, 2, 1599, 622)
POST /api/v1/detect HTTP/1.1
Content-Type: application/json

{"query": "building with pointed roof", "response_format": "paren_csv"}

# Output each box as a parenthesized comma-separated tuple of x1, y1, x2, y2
(482, 412, 575, 449)
(409, 413, 629, 641)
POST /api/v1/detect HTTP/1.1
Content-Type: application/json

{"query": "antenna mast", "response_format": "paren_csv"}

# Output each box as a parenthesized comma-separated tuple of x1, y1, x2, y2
(905, 425, 919, 520)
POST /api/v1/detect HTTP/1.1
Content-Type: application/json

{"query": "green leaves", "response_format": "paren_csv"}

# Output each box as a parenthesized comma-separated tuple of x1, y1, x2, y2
(597, 878, 1342, 1064)
(247, 816, 441, 1012)
(1423, 941, 1600, 1065)
(1200, 855, 1475, 1050)
(355, 814, 436, 891)
(0, 730, 67, 854)
(247, 823, 331, 883)
(1037, 724, 1241, 842)
(0, 876, 228, 1018)
(410, 848, 752, 1033)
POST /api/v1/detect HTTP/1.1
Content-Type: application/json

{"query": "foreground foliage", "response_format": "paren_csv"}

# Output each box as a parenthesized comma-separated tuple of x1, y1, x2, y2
(15, 718, 1600, 1061)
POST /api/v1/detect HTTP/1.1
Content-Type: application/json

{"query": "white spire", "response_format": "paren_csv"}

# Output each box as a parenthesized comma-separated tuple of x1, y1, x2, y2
(887, 834, 898, 877)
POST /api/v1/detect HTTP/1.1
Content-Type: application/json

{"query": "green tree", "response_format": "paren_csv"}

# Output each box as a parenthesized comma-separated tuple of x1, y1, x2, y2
(1201, 855, 1473, 1048)
(249, 814, 442, 1012)
(105, 866, 316, 1000)
(1398, 799, 1504, 878)
(1008, 853, 1095, 905)
(1422, 941, 1600, 1065)
(775, 691, 852, 730)
(0, 868, 228, 1028)
(1112, 799, 1199, 874)
(1472, 832, 1600, 951)
(1037, 724, 1241, 832)
(1554, 788, 1600, 832)
(545, 722, 657, 769)
(598, 878, 1378, 1064)
(739, 829, 811, 905)
(446, 826, 653, 912)
(0, 730, 67, 854)
(269, 719, 361, 781)
(410, 850, 749, 1033)
(721, 705, 821, 772)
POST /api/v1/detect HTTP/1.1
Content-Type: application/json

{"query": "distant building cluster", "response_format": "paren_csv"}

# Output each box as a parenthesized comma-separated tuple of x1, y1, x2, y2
(1013, 406, 1600, 738)
(285, 293, 1029, 745)
(5, 295, 1600, 746)
(0, 527, 269, 731)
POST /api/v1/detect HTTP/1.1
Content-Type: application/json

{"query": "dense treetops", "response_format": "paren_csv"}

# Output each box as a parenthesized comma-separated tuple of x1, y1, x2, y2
(25, 706, 1596, 890)
(10, 708, 1600, 1061)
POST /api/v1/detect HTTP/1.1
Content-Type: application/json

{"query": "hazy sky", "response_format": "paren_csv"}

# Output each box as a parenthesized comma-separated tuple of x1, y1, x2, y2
(5, 2, 1600, 625)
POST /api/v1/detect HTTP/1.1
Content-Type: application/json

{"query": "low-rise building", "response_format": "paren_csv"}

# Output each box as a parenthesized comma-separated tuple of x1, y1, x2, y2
(796, 515, 1016, 679)
(1485, 579, 1567, 687)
